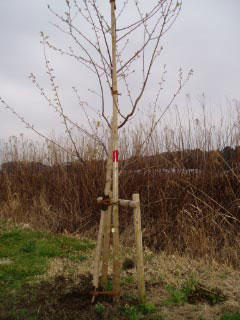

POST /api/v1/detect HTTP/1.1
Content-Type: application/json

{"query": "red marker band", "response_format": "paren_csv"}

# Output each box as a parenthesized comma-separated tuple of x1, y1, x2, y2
(112, 150, 119, 162)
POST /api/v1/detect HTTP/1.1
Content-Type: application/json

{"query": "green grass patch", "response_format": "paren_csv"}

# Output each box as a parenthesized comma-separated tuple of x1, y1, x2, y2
(118, 303, 156, 320)
(121, 275, 135, 285)
(0, 224, 95, 296)
(163, 278, 226, 306)
(164, 278, 197, 305)
(219, 312, 240, 320)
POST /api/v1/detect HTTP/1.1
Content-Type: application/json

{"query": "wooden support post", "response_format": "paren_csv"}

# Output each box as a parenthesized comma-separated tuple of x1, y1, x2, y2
(93, 133, 113, 291)
(118, 199, 139, 208)
(101, 203, 112, 287)
(133, 193, 146, 304)
(92, 211, 105, 289)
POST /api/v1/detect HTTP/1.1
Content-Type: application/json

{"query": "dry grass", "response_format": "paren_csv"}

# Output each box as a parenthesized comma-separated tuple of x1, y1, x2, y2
(0, 104, 240, 270)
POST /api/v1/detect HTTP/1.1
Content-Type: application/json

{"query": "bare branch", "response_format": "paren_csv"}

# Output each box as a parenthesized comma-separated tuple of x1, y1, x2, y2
(48, 3, 110, 70)
(118, 1, 179, 128)
(0, 97, 79, 159)
(141, 69, 194, 151)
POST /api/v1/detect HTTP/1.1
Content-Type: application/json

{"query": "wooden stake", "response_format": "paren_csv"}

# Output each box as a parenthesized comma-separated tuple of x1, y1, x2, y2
(93, 132, 113, 291)
(133, 193, 146, 304)
(101, 198, 112, 287)
(92, 210, 105, 289)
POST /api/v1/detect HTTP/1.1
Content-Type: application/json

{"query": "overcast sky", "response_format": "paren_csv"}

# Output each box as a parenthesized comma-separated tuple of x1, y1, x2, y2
(0, 0, 239, 142)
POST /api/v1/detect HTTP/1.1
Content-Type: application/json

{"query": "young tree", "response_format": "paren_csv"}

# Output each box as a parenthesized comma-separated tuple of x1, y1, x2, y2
(0, 0, 192, 300)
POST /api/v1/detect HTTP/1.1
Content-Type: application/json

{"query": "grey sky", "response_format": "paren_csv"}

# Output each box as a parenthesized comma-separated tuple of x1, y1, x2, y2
(0, 0, 239, 141)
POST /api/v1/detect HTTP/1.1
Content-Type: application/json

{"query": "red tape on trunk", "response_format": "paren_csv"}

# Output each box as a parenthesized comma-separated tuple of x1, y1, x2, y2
(112, 150, 119, 162)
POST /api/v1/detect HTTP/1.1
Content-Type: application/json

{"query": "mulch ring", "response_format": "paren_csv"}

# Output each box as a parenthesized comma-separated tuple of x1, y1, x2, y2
(17, 273, 108, 319)
(7, 273, 138, 320)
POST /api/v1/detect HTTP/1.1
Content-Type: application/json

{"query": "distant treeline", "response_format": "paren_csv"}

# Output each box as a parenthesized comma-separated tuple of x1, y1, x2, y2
(125, 146, 240, 171)
(1, 146, 239, 174)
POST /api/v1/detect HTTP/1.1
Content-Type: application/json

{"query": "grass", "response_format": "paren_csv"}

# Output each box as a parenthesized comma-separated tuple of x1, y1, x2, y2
(163, 277, 227, 307)
(0, 222, 94, 297)
(118, 303, 156, 320)
(164, 284, 189, 305)
(199, 315, 240, 320)
(164, 278, 195, 305)
(0, 221, 239, 320)
(219, 313, 240, 320)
